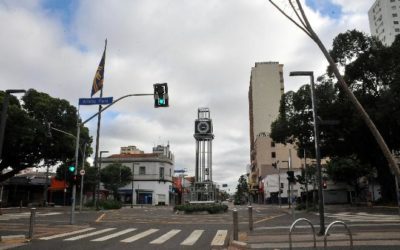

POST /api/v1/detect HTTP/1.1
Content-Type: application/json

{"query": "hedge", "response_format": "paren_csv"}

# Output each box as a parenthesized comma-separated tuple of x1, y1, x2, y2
(174, 203, 228, 214)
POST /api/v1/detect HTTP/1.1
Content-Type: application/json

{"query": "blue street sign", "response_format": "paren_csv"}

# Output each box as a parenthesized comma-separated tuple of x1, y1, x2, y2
(79, 97, 113, 105)
(174, 169, 186, 173)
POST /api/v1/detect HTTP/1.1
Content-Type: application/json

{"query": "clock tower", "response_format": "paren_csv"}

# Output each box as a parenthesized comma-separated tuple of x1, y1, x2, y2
(190, 108, 216, 201)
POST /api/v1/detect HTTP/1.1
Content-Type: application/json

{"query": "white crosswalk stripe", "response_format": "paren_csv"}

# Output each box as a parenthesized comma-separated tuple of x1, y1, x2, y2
(91, 228, 137, 242)
(150, 229, 181, 244)
(64, 228, 116, 241)
(325, 212, 400, 222)
(211, 230, 228, 246)
(120, 228, 159, 243)
(180, 230, 204, 246)
(39, 228, 96, 240)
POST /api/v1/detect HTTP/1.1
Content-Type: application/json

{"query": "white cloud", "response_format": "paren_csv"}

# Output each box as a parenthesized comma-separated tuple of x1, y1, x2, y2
(0, 0, 373, 190)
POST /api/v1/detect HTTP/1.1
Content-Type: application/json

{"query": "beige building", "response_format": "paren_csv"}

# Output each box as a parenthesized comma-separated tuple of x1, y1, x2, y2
(248, 62, 303, 203)
(120, 145, 144, 155)
(368, 0, 400, 46)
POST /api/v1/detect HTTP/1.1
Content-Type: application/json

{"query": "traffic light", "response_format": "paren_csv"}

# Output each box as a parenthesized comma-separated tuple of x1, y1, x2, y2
(287, 170, 296, 183)
(68, 165, 75, 173)
(153, 83, 169, 108)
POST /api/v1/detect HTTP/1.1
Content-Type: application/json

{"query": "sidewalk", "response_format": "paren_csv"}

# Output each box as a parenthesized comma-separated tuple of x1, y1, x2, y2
(229, 204, 400, 249)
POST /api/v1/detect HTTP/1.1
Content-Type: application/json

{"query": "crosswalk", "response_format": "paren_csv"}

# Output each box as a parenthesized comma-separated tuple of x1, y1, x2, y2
(324, 211, 400, 222)
(39, 227, 228, 247)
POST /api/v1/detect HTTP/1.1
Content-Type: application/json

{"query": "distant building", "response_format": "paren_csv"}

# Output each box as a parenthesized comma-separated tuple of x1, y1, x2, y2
(101, 145, 174, 205)
(368, 0, 400, 46)
(120, 145, 144, 155)
(248, 62, 303, 203)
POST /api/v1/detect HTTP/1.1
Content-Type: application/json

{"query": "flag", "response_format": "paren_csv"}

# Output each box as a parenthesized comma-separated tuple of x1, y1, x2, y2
(91, 40, 107, 97)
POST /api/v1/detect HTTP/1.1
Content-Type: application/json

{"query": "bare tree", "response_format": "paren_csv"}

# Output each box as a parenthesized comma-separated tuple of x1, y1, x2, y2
(269, 0, 400, 179)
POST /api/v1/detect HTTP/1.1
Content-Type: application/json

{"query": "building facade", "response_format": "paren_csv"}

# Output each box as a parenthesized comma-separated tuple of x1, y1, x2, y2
(101, 145, 174, 205)
(368, 0, 400, 46)
(248, 62, 303, 203)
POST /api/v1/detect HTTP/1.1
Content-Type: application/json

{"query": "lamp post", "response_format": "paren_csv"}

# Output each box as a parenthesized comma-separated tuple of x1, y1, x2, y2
(131, 162, 135, 208)
(290, 71, 325, 235)
(0, 89, 26, 161)
(96, 150, 109, 209)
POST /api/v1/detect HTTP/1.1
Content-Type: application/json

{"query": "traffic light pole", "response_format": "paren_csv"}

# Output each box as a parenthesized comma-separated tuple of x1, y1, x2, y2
(70, 93, 154, 225)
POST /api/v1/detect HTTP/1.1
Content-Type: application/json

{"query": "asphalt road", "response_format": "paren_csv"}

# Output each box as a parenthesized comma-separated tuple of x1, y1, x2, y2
(1, 203, 399, 250)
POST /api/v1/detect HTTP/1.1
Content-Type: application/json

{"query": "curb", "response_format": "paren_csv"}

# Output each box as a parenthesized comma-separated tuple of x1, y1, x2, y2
(0, 235, 27, 243)
(229, 240, 248, 250)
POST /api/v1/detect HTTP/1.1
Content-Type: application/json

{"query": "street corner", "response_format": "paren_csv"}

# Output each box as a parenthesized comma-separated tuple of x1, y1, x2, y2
(228, 240, 248, 250)
(0, 235, 29, 249)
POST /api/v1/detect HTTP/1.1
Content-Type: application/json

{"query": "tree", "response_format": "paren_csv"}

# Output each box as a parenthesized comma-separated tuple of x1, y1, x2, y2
(270, 30, 400, 201)
(100, 163, 132, 201)
(0, 89, 92, 182)
(234, 175, 248, 205)
(326, 155, 374, 201)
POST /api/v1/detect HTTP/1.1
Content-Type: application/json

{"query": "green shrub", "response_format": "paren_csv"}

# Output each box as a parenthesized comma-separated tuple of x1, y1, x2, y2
(174, 203, 228, 214)
(84, 200, 122, 210)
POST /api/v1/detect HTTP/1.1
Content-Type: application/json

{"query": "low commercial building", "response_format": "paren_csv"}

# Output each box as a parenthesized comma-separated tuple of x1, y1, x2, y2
(100, 145, 175, 205)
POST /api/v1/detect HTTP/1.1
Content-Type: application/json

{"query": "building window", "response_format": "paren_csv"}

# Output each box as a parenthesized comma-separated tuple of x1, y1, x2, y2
(160, 167, 165, 179)
(394, 21, 399, 24)
(396, 28, 400, 32)
(169, 168, 172, 176)
(271, 152, 276, 158)
(139, 166, 146, 175)
(271, 141, 275, 147)
(393, 13, 398, 17)
(390, 0, 395, 2)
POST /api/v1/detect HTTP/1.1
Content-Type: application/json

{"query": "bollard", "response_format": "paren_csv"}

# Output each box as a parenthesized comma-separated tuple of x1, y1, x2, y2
(28, 208, 36, 239)
(248, 206, 253, 231)
(233, 208, 238, 241)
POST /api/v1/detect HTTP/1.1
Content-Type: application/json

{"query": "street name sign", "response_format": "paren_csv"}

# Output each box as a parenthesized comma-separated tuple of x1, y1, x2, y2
(79, 97, 113, 105)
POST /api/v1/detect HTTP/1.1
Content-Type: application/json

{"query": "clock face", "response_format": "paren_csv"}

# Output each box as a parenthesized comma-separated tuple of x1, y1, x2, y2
(197, 121, 210, 133)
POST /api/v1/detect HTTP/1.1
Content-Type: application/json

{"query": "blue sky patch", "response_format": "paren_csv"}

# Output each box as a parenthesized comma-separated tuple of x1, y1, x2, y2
(41, 0, 87, 51)
(305, 0, 342, 19)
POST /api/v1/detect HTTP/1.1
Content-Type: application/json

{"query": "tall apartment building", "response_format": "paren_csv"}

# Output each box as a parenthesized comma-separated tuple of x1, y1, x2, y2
(368, 0, 400, 46)
(248, 62, 302, 203)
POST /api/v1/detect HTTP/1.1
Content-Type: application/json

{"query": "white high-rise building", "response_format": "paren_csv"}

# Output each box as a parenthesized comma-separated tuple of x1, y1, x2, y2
(368, 0, 400, 46)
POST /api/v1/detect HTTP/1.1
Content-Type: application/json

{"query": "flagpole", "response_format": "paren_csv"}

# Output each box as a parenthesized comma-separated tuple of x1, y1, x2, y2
(94, 40, 107, 209)
(94, 89, 103, 209)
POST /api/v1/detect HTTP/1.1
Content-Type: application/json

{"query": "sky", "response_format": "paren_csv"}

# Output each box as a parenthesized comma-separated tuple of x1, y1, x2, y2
(0, 0, 374, 192)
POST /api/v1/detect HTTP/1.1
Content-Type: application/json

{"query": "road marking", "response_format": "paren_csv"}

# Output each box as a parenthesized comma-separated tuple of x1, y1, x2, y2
(181, 230, 204, 246)
(95, 213, 106, 222)
(150, 229, 181, 244)
(211, 230, 227, 246)
(39, 228, 96, 240)
(91, 228, 137, 241)
(64, 228, 116, 241)
(121, 229, 159, 243)
(255, 213, 286, 224)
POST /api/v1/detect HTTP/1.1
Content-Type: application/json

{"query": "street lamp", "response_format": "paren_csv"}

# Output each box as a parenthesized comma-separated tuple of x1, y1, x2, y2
(290, 71, 325, 235)
(95, 150, 109, 209)
(0, 89, 26, 161)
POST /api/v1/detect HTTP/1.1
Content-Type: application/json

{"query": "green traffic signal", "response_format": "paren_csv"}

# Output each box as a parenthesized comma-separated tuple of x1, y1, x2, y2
(68, 165, 75, 172)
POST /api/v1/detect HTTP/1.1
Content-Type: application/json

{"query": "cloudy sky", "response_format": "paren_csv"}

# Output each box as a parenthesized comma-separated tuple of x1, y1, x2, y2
(0, 0, 374, 191)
